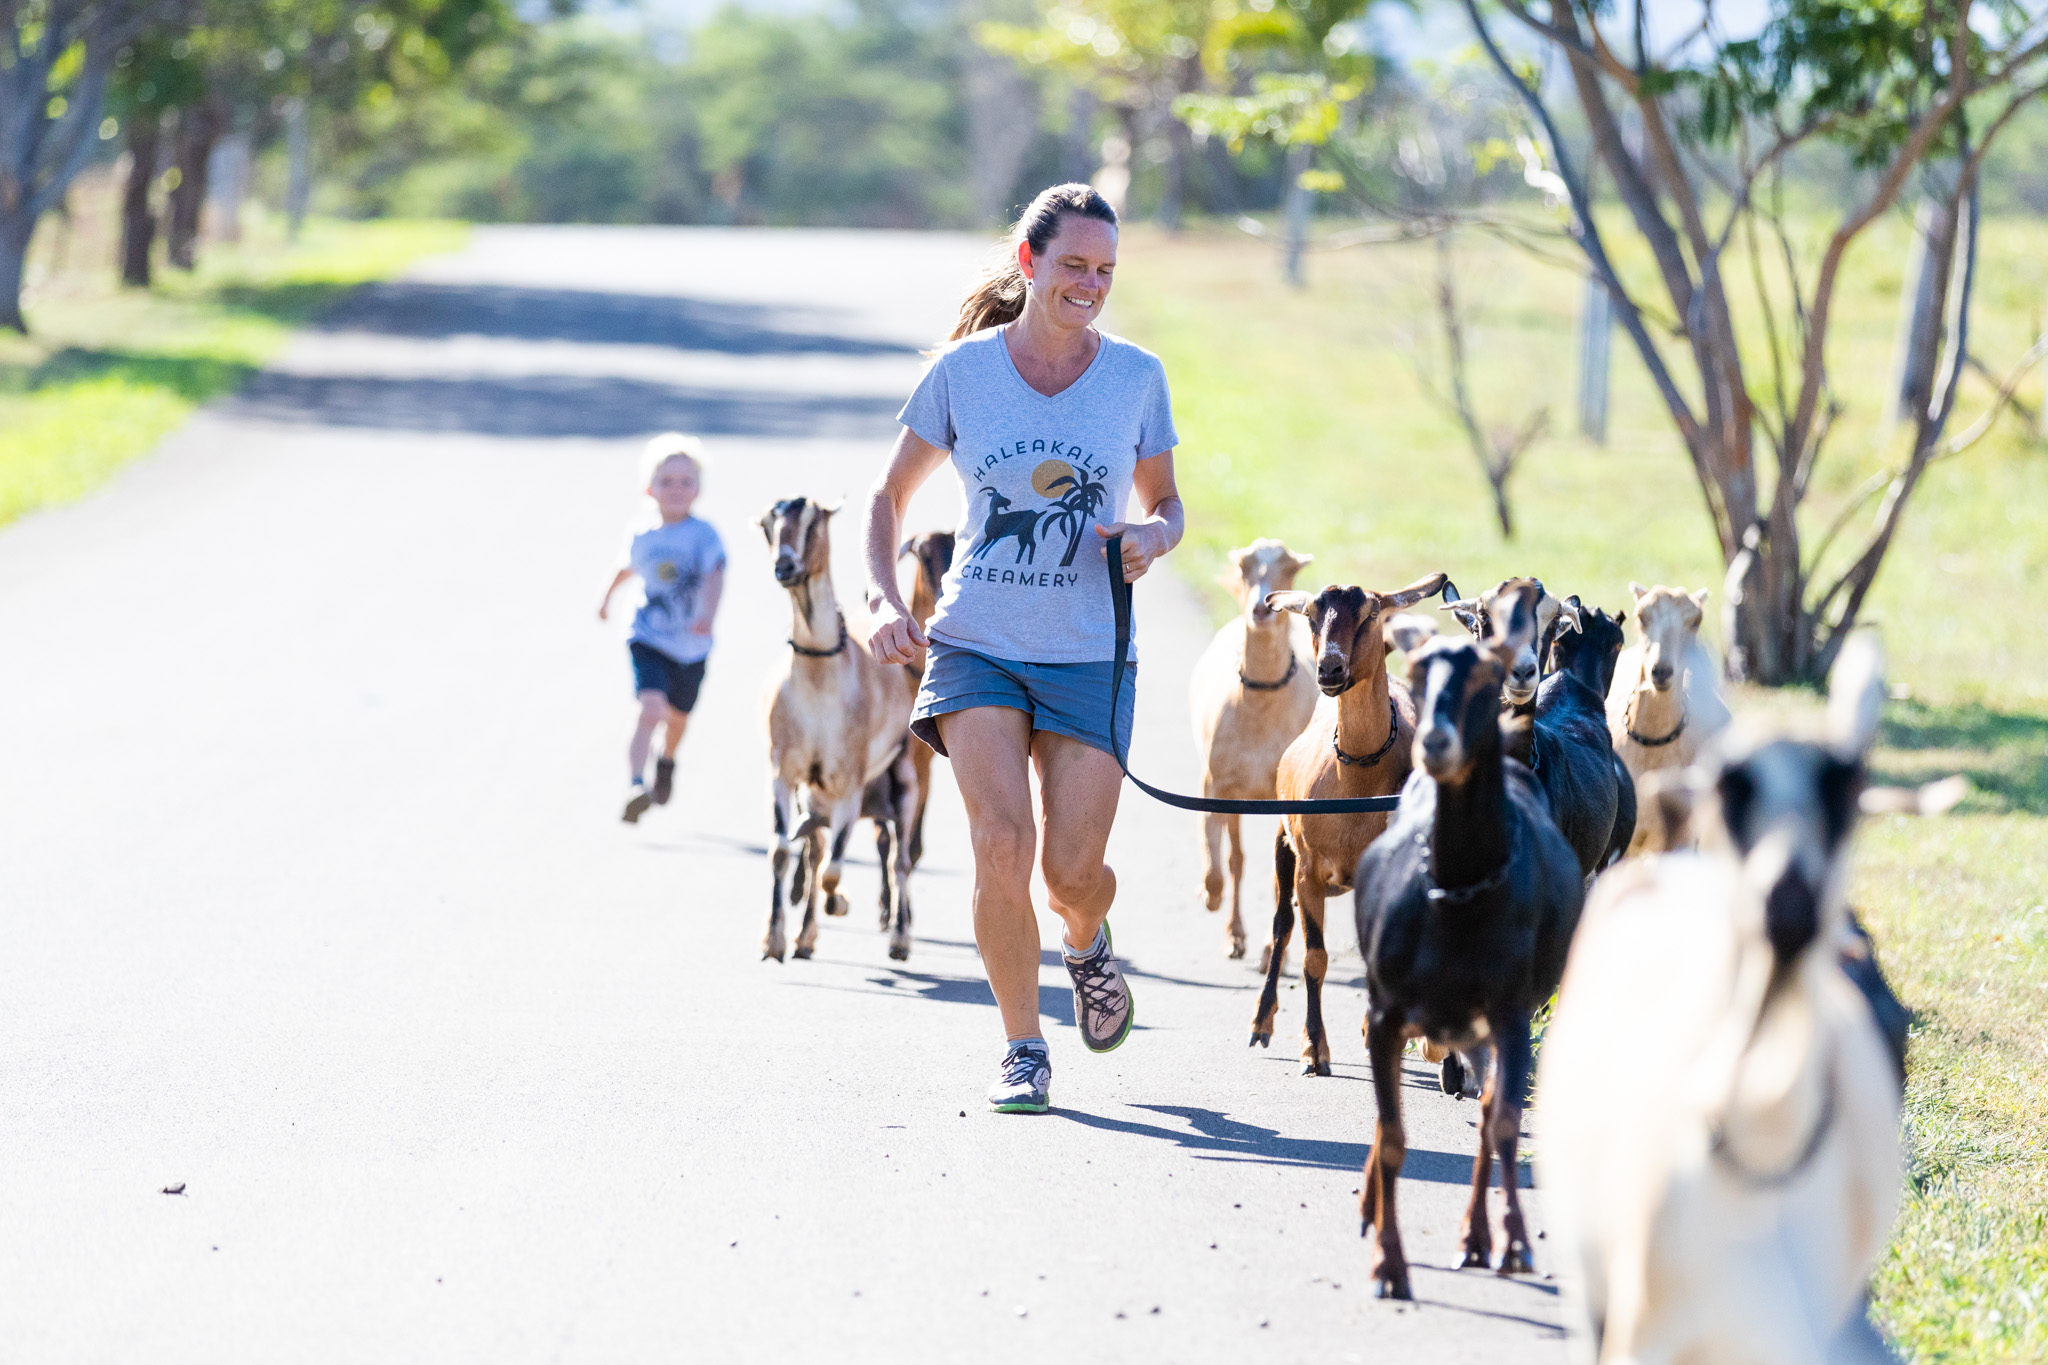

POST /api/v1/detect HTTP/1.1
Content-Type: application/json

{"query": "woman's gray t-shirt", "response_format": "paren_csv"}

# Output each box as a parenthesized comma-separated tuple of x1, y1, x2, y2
(897, 327, 1177, 664)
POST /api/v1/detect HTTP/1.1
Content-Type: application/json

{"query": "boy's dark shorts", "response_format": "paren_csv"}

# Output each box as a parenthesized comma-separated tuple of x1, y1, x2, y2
(630, 641, 707, 712)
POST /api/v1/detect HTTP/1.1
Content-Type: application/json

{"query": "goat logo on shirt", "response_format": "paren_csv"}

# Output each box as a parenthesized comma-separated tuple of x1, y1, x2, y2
(967, 458, 1111, 577)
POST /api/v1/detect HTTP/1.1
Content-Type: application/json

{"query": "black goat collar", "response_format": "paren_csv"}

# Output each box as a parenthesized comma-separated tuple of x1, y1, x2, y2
(1333, 698, 1400, 767)
(1415, 828, 1512, 904)
(1628, 712, 1686, 746)
(790, 614, 849, 658)
(1240, 652, 1298, 691)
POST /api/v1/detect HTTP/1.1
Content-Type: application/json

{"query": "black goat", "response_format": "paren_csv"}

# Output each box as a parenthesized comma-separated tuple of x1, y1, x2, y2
(1548, 598, 1637, 869)
(1452, 581, 1625, 879)
(1353, 584, 1584, 1299)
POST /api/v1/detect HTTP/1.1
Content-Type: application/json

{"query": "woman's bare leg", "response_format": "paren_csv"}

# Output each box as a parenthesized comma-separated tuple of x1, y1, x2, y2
(1031, 731, 1122, 952)
(934, 706, 1041, 1042)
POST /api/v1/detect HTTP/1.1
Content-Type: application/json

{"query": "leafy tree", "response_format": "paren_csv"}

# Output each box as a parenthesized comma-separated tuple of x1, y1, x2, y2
(1462, 0, 2048, 684)
(2, 0, 187, 330)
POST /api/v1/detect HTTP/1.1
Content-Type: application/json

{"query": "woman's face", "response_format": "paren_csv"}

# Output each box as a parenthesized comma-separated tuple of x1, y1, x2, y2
(1020, 215, 1117, 330)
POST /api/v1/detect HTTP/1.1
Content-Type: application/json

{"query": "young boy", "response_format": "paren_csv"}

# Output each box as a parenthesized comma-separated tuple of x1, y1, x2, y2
(598, 433, 726, 823)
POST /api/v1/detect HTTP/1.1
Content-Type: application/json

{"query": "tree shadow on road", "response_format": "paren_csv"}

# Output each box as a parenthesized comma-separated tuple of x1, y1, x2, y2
(300, 281, 920, 357)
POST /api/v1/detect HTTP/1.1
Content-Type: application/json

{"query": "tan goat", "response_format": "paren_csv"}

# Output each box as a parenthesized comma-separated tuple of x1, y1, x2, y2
(760, 497, 920, 963)
(1252, 572, 1450, 1073)
(1188, 539, 1318, 958)
(1543, 634, 1905, 1364)
(1607, 583, 1732, 853)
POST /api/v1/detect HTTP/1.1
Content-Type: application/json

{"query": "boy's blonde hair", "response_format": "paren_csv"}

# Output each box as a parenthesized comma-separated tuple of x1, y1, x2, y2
(639, 432, 708, 488)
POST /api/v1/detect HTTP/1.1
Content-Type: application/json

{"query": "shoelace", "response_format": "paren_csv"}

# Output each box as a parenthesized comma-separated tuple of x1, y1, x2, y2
(1069, 949, 1126, 1015)
(999, 1047, 1048, 1088)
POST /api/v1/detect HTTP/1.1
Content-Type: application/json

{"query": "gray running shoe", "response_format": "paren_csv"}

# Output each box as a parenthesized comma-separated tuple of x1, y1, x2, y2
(1065, 926, 1135, 1053)
(622, 782, 653, 824)
(987, 1044, 1051, 1113)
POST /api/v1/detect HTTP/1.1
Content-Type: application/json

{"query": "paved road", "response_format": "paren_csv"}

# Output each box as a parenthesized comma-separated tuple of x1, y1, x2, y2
(0, 228, 1566, 1361)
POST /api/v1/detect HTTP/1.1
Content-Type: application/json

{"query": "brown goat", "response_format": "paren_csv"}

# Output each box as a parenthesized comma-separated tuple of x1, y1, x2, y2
(1251, 572, 1450, 1074)
(896, 530, 955, 868)
(1189, 539, 1318, 958)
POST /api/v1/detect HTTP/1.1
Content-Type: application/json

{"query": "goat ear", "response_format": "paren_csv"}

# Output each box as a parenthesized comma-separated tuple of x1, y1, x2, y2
(1440, 598, 1483, 637)
(1629, 581, 1649, 601)
(1859, 774, 1968, 817)
(1287, 551, 1314, 570)
(818, 497, 846, 516)
(759, 506, 779, 543)
(1265, 590, 1315, 617)
(1691, 588, 1710, 609)
(1555, 597, 1583, 636)
(1380, 571, 1449, 611)
(1384, 613, 1438, 655)
(1826, 630, 1886, 758)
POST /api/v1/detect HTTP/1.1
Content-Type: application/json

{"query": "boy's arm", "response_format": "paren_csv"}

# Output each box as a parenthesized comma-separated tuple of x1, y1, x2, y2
(597, 566, 633, 621)
(691, 563, 725, 635)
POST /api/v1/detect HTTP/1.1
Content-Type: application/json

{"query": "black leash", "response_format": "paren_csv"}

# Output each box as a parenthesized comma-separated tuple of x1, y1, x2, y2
(1105, 533, 1429, 816)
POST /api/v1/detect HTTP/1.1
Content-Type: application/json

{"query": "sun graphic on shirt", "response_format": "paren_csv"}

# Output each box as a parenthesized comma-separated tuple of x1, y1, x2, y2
(1030, 459, 1077, 498)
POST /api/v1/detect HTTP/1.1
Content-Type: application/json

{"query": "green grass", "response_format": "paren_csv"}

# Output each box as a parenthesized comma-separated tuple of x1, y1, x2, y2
(1113, 218, 2048, 1363)
(0, 216, 466, 527)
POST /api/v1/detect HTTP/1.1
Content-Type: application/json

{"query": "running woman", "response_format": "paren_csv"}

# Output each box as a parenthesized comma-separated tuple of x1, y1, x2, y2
(599, 433, 726, 823)
(863, 184, 1183, 1113)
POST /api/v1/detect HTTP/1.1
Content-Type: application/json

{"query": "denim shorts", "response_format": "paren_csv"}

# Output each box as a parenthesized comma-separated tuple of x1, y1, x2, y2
(911, 640, 1135, 760)
(630, 641, 707, 712)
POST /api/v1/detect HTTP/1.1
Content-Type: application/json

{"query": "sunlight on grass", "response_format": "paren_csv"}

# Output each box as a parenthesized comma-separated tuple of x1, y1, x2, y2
(0, 217, 465, 529)
(1113, 219, 2048, 1363)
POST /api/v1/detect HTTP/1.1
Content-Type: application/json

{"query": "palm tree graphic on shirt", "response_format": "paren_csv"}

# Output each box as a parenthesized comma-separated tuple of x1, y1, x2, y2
(1034, 460, 1109, 567)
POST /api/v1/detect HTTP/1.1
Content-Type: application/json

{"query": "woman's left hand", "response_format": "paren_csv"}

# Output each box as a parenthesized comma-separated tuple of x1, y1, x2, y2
(1095, 520, 1171, 584)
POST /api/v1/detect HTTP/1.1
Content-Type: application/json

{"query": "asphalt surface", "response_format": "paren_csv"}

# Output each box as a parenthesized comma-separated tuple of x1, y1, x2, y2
(0, 227, 1567, 1361)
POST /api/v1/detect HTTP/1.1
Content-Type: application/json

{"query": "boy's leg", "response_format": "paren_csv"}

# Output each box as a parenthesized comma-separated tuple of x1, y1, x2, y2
(652, 706, 688, 805)
(623, 689, 665, 822)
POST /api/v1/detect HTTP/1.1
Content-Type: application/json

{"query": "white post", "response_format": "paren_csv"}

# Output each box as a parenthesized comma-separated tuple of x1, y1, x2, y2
(1577, 272, 1612, 444)
(285, 99, 311, 241)
(1282, 142, 1311, 289)
(206, 129, 249, 243)
(1885, 199, 1945, 426)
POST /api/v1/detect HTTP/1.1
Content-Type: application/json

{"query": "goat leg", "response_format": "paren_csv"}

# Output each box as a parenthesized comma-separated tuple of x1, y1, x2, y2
(1362, 1011, 1414, 1300)
(1201, 811, 1227, 914)
(819, 814, 854, 920)
(1250, 830, 1297, 1048)
(1459, 1039, 1497, 1268)
(886, 751, 918, 962)
(793, 824, 826, 959)
(1224, 814, 1246, 959)
(763, 779, 794, 962)
(1298, 885, 1333, 1077)
(1491, 1010, 1537, 1276)
(907, 739, 934, 868)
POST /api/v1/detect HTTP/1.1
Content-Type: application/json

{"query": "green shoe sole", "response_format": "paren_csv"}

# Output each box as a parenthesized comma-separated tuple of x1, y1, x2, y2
(988, 1099, 1051, 1114)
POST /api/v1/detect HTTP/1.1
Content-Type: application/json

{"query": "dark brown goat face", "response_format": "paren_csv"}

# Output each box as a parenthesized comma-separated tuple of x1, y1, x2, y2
(1444, 577, 1568, 706)
(898, 529, 956, 610)
(1268, 572, 1448, 698)
(1408, 637, 1505, 784)
(761, 497, 838, 587)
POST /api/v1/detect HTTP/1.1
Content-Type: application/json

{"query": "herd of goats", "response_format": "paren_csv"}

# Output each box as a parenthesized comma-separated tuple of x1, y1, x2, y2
(752, 494, 1963, 1361)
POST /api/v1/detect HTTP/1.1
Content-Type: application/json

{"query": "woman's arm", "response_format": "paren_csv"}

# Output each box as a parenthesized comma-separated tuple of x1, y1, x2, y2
(1094, 450, 1184, 584)
(597, 566, 633, 620)
(863, 426, 953, 665)
(691, 563, 725, 635)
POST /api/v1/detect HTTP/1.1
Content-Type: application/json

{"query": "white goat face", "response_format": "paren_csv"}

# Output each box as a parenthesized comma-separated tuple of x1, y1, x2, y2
(1226, 539, 1311, 627)
(1631, 582, 1708, 694)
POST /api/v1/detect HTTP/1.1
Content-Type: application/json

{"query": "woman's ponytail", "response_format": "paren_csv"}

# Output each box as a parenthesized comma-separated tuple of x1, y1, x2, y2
(947, 183, 1118, 342)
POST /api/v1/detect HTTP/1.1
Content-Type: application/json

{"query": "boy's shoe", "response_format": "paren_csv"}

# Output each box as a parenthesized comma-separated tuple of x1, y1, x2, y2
(652, 758, 676, 805)
(987, 1044, 1052, 1113)
(1065, 926, 1135, 1053)
(622, 782, 653, 824)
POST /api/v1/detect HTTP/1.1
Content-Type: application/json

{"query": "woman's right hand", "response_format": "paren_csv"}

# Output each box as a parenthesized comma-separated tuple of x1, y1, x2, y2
(867, 597, 930, 666)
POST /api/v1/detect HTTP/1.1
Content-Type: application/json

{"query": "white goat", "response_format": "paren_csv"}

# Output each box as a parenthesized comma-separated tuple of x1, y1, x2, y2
(1188, 539, 1317, 957)
(1541, 634, 1904, 1365)
(1607, 583, 1733, 854)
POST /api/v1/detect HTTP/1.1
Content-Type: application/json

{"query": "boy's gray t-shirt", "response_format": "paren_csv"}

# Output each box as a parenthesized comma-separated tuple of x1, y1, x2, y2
(626, 516, 726, 665)
(897, 327, 1177, 664)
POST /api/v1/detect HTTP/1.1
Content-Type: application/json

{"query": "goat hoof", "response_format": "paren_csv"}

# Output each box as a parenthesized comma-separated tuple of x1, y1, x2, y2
(1498, 1248, 1535, 1276)
(1225, 939, 1246, 960)
(1302, 1058, 1332, 1077)
(888, 941, 911, 962)
(792, 945, 814, 960)
(761, 948, 786, 963)
(1374, 1275, 1413, 1302)
(1439, 1055, 1466, 1097)
(1459, 1247, 1490, 1269)
(825, 893, 849, 918)
(1249, 1031, 1271, 1049)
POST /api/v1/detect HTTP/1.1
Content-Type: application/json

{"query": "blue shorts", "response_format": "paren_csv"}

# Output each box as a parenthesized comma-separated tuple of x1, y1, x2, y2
(910, 640, 1135, 761)
(630, 641, 707, 712)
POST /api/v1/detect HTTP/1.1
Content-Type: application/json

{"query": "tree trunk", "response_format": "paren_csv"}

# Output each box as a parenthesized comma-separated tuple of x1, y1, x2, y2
(0, 215, 33, 332)
(1576, 273, 1612, 444)
(1282, 142, 1311, 288)
(167, 101, 224, 271)
(1885, 198, 1952, 426)
(120, 113, 162, 288)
